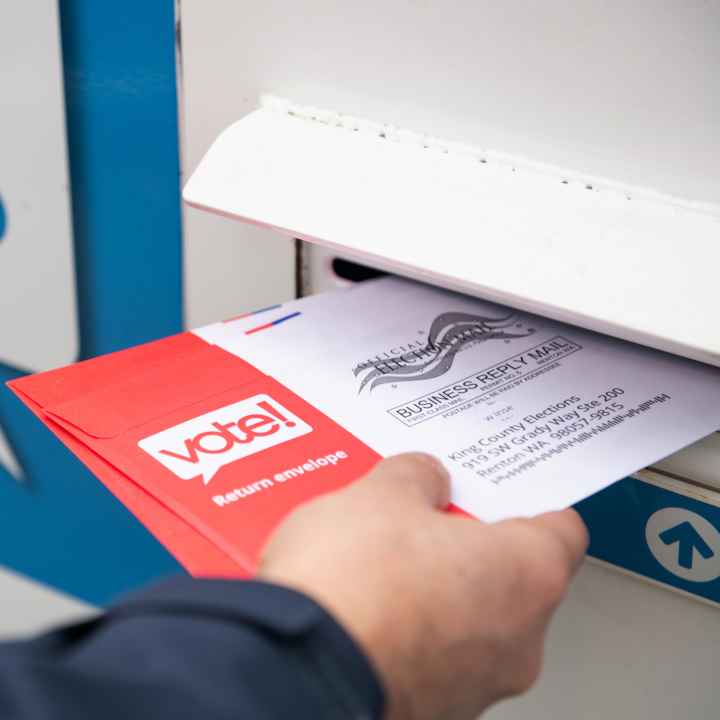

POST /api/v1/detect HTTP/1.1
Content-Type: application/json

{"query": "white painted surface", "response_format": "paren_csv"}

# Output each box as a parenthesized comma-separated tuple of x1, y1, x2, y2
(488, 560, 720, 720)
(180, 0, 719, 204)
(178, 6, 295, 327)
(179, 2, 720, 716)
(653, 432, 720, 489)
(0, 567, 95, 639)
(0, 1, 77, 372)
(184, 106, 720, 367)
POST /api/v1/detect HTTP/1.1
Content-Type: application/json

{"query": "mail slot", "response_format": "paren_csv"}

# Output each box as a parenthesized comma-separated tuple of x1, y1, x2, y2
(179, 0, 720, 617)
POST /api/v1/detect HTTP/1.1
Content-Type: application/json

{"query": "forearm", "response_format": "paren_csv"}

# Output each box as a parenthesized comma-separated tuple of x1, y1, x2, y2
(0, 578, 384, 720)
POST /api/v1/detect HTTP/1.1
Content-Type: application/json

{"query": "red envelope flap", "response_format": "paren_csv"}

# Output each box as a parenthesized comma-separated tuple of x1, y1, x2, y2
(9, 340, 383, 576)
(59, 376, 382, 572)
(8, 379, 248, 578)
(44, 344, 264, 439)
(10, 333, 206, 409)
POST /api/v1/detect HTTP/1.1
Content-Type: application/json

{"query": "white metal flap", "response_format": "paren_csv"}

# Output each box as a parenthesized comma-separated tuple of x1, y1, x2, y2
(184, 105, 720, 367)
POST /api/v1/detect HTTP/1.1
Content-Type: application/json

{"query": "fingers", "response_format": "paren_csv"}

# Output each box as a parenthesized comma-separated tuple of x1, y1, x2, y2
(358, 453, 451, 510)
(529, 509, 589, 574)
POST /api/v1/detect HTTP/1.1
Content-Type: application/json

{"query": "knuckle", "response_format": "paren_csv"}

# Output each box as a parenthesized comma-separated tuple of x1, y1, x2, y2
(387, 452, 445, 479)
(495, 642, 544, 698)
(509, 528, 572, 607)
(566, 508, 591, 549)
(510, 650, 543, 695)
(538, 560, 571, 607)
(371, 453, 449, 506)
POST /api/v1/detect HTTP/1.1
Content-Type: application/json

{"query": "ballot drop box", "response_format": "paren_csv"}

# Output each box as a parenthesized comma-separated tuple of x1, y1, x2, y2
(178, 3, 720, 718)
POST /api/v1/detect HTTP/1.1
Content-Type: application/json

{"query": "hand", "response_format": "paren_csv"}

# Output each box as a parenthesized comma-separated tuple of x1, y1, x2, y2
(259, 453, 588, 720)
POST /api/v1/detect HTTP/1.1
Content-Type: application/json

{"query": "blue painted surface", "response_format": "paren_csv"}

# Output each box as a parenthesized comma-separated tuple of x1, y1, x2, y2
(0, 194, 6, 239)
(577, 478, 720, 604)
(60, 0, 184, 356)
(0, 0, 184, 605)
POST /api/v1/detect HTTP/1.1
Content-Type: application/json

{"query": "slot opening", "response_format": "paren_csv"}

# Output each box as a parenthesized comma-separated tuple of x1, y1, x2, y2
(331, 257, 387, 283)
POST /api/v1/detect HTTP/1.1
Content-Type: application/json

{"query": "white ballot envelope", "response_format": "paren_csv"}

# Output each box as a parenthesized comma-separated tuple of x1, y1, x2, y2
(196, 276, 720, 522)
(12, 274, 720, 576)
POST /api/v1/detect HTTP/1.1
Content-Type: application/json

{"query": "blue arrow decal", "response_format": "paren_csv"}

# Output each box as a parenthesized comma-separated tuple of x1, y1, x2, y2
(659, 521, 714, 569)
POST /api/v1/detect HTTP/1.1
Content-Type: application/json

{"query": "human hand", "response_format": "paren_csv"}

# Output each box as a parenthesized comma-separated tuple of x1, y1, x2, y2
(259, 453, 588, 720)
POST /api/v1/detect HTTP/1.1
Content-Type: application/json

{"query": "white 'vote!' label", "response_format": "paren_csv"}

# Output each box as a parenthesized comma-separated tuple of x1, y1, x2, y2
(138, 395, 312, 485)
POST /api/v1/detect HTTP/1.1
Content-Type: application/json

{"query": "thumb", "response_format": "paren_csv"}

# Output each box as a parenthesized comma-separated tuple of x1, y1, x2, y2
(357, 453, 451, 510)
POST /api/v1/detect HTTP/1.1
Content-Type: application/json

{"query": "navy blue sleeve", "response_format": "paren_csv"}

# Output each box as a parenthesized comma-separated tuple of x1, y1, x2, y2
(0, 578, 385, 720)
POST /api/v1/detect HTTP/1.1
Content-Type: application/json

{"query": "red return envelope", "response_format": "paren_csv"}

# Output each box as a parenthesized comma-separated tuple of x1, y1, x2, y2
(9, 332, 380, 576)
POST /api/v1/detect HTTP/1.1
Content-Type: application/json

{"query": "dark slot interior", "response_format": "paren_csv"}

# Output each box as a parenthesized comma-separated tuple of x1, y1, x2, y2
(331, 257, 387, 283)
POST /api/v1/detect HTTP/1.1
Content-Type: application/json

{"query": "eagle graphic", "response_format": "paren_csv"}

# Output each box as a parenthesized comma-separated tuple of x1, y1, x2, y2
(354, 311, 534, 393)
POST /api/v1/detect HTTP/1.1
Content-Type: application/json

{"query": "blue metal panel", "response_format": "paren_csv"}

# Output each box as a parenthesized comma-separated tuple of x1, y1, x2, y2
(0, 194, 6, 239)
(60, 0, 184, 355)
(577, 478, 720, 605)
(0, 0, 184, 605)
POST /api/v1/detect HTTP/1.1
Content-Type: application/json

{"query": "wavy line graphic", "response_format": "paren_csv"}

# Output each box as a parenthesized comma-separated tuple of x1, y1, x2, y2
(355, 311, 535, 393)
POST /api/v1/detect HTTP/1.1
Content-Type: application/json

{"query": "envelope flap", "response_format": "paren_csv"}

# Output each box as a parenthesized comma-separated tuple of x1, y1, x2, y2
(44, 344, 263, 439)
(10, 333, 207, 409)
(10, 377, 247, 578)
